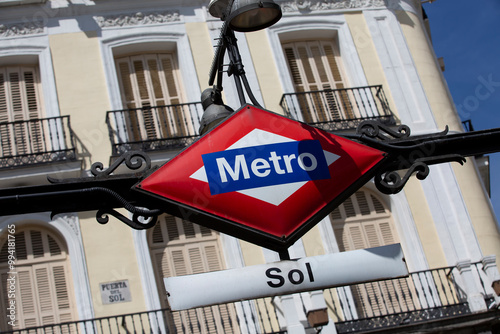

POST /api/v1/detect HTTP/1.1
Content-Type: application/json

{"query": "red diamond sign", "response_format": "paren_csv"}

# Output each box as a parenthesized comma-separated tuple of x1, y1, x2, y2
(136, 105, 386, 251)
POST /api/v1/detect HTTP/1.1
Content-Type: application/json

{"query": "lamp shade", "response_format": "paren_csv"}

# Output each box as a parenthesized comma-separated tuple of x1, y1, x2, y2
(208, 0, 230, 19)
(199, 88, 233, 134)
(227, 0, 282, 32)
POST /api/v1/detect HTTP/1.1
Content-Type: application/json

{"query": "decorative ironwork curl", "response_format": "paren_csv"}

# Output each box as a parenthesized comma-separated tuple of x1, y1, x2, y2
(90, 187, 161, 229)
(357, 120, 411, 141)
(96, 208, 158, 230)
(375, 155, 466, 195)
(91, 151, 152, 178)
(50, 186, 162, 229)
(375, 162, 429, 195)
(48, 151, 153, 184)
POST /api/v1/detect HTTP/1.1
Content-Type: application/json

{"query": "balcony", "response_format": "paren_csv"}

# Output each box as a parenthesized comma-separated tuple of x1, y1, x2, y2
(5, 262, 498, 333)
(106, 102, 203, 156)
(280, 85, 396, 132)
(0, 116, 76, 169)
(106, 87, 394, 157)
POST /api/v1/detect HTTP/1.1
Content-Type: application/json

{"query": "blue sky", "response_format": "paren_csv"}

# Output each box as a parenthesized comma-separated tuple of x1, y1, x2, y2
(422, 0, 500, 222)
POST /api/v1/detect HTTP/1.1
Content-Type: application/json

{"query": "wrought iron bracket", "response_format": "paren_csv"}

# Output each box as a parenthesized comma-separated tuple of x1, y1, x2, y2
(1, 122, 500, 232)
(343, 120, 500, 195)
(0, 151, 162, 230)
(374, 154, 466, 195)
(48, 151, 162, 229)
(49, 186, 161, 230)
(48, 151, 154, 183)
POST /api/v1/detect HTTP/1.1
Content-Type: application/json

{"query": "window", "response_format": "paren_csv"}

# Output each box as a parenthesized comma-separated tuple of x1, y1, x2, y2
(282, 40, 354, 123)
(0, 228, 76, 331)
(0, 66, 44, 157)
(149, 215, 239, 334)
(330, 190, 396, 250)
(331, 190, 413, 317)
(115, 53, 189, 141)
(116, 54, 182, 109)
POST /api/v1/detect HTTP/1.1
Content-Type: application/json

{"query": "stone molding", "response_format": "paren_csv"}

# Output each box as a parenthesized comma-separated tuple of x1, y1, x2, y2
(0, 0, 419, 36)
(279, 0, 419, 14)
(0, 21, 44, 38)
(280, 0, 386, 13)
(55, 214, 80, 236)
(93, 11, 180, 28)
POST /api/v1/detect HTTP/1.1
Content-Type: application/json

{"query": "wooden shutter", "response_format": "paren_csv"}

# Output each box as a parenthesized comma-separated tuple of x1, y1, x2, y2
(330, 190, 412, 318)
(115, 54, 188, 142)
(0, 66, 44, 157)
(0, 228, 76, 332)
(149, 215, 239, 334)
(283, 40, 354, 123)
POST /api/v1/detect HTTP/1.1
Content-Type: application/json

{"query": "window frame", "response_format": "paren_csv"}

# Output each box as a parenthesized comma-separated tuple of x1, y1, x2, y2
(100, 30, 202, 112)
(0, 45, 60, 119)
(266, 16, 370, 96)
(0, 226, 77, 331)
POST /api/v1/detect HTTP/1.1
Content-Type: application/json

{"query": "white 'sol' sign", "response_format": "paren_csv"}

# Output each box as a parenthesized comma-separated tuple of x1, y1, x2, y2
(164, 244, 407, 311)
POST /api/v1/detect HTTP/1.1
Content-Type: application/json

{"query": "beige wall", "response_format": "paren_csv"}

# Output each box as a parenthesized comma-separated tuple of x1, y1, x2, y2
(244, 30, 283, 113)
(302, 225, 327, 257)
(49, 31, 111, 168)
(185, 22, 215, 92)
(79, 212, 146, 317)
(239, 240, 266, 266)
(344, 12, 399, 119)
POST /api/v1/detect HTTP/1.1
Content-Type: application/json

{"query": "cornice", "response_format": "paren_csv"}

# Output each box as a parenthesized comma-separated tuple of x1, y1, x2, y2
(0, 0, 419, 36)
(93, 10, 181, 28)
(57, 214, 79, 236)
(278, 0, 419, 14)
(0, 21, 44, 38)
(279, 0, 387, 13)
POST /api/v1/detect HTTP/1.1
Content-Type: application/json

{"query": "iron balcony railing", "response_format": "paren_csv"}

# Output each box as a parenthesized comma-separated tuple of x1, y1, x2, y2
(0, 116, 76, 169)
(330, 263, 494, 333)
(106, 102, 204, 156)
(280, 85, 396, 132)
(2, 297, 284, 334)
(3, 263, 495, 334)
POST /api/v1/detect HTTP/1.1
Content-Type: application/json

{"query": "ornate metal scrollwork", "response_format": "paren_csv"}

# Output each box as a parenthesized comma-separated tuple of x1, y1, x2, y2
(91, 151, 152, 178)
(374, 155, 466, 195)
(375, 162, 429, 195)
(350, 120, 472, 195)
(93, 186, 161, 229)
(48, 151, 154, 185)
(357, 120, 411, 141)
(96, 208, 158, 230)
(50, 186, 162, 230)
(47, 150, 162, 229)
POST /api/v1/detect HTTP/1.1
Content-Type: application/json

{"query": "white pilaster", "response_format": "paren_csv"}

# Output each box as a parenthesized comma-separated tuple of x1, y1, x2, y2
(456, 260, 487, 312)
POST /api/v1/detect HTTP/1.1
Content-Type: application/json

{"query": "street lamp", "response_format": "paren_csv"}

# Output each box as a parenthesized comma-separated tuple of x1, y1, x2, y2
(199, 0, 282, 134)
(199, 87, 234, 135)
(208, 0, 282, 32)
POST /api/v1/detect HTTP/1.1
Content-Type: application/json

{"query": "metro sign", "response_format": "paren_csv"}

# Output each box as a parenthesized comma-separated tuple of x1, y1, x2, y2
(136, 105, 386, 251)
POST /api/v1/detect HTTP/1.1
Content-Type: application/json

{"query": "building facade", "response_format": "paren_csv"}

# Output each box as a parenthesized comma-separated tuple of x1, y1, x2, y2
(0, 0, 499, 333)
